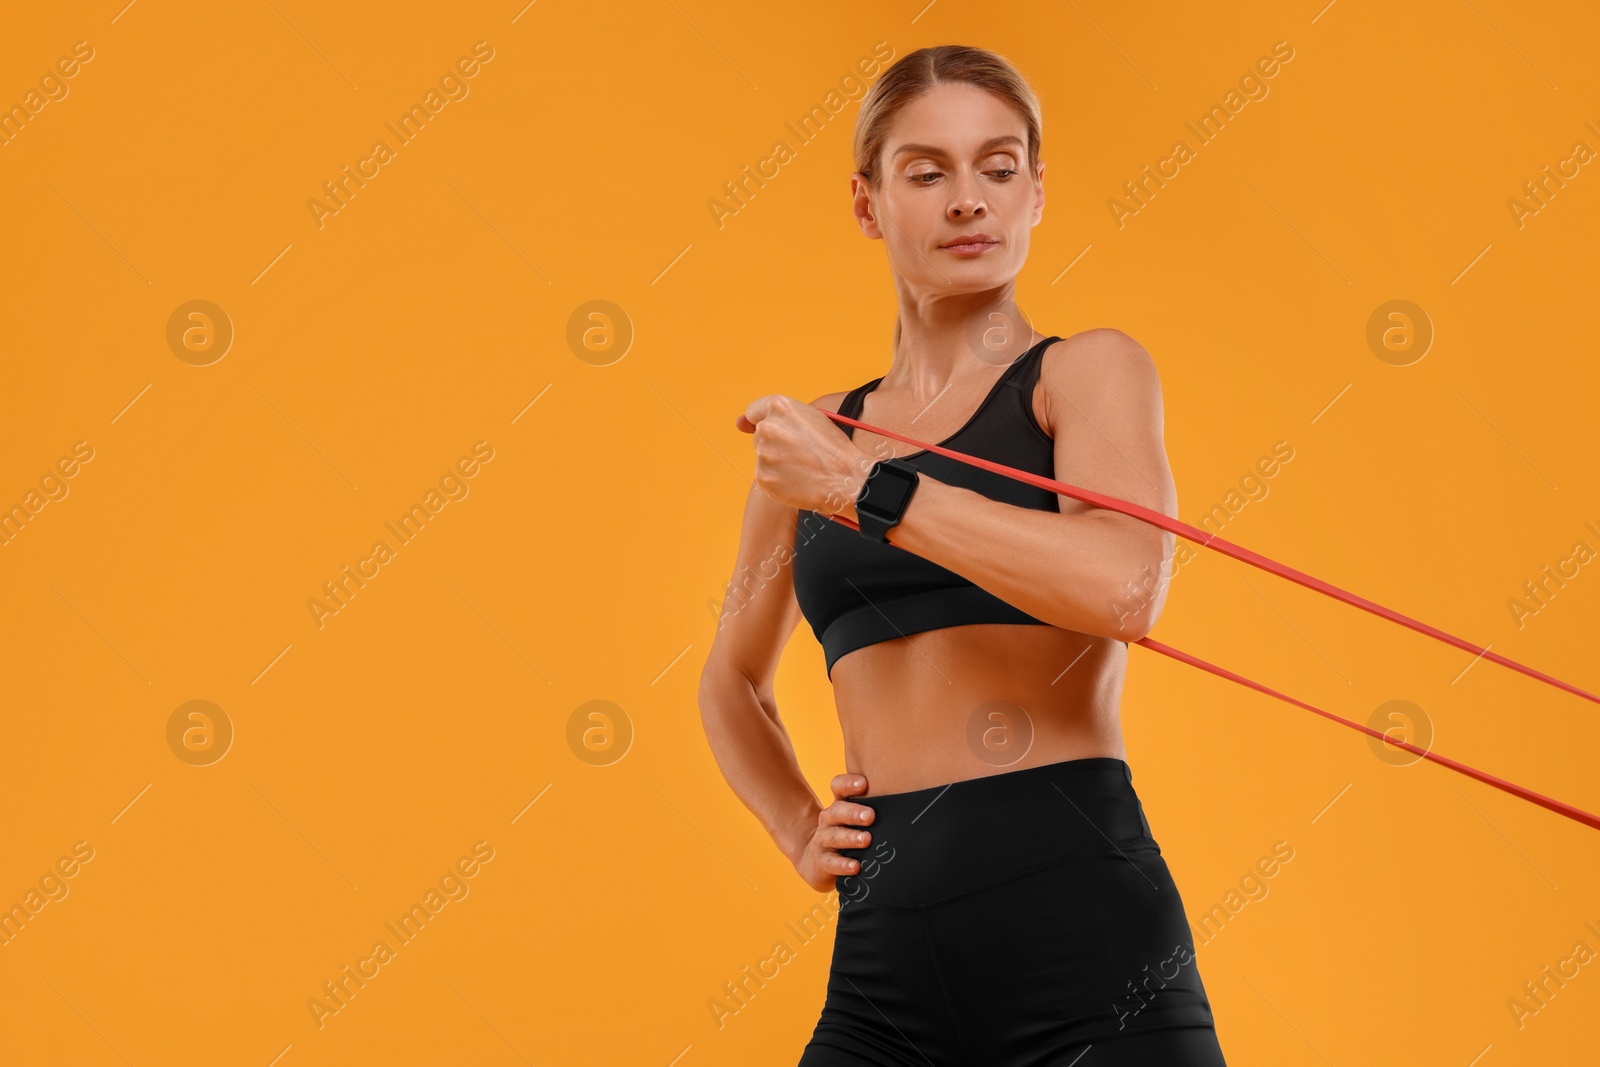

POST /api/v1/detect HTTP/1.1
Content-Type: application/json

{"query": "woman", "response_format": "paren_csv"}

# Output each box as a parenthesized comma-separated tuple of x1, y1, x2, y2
(699, 44, 1228, 1065)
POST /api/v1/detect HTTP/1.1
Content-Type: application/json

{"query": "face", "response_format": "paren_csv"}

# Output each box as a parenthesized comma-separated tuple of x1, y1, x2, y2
(852, 82, 1045, 301)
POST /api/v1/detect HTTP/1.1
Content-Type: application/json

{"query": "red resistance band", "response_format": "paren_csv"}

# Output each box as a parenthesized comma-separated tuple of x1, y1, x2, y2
(822, 409, 1600, 833)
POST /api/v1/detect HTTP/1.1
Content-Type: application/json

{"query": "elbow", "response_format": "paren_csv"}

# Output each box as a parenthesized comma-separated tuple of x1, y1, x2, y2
(1105, 599, 1153, 643)
(1114, 616, 1157, 646)
(698, 651, 743, 705)
(698, 662, 769, 727)
(696, 660, 720, 707)
(696, 666, 727, 736)
(696, 673, 737, 759)
(1096, 564, 1164, 643)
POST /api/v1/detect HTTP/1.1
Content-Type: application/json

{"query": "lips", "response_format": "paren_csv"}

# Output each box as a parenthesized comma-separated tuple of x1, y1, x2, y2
(940, 233, 998, 253)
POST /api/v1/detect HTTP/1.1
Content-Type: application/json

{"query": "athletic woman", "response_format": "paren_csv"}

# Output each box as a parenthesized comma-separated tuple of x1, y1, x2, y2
(699, 44, 1229, 1066)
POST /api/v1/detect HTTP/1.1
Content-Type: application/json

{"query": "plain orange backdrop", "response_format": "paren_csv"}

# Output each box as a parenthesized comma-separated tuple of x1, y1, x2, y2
(2, 1, 1598, 1064)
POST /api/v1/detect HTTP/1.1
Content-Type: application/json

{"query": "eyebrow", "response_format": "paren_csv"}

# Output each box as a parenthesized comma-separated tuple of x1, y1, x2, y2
(890, 134, 1025, 162)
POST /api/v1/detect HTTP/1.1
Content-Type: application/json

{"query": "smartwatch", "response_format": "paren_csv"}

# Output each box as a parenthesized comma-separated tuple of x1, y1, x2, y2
(854, 457, 921, 542)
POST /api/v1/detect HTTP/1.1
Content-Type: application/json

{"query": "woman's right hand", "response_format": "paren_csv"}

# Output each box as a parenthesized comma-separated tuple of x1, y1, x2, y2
(794, 773, 875, 893)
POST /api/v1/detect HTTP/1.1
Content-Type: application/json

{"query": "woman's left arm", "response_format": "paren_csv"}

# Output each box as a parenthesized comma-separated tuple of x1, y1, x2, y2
(861, 329, 1178, 642)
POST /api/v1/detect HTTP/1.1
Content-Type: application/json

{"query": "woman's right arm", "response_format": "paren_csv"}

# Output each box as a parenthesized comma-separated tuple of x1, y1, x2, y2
(697, 394, 875, 891)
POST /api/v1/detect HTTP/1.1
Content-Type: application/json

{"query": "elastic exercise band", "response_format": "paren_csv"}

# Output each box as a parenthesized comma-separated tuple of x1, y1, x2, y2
(822, 409, 1600, 831)
(1137, 636, 1599, 831)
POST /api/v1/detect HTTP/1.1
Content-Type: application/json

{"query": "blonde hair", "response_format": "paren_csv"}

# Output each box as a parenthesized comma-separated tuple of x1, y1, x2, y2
(852, 45, 1044, 353)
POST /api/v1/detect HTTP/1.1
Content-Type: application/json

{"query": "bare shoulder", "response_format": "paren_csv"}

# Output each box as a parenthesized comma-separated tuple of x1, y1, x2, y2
(1037, 328, 1163, 435)
(807, 389, 852, 414)
(1046, 328, 1158, 378)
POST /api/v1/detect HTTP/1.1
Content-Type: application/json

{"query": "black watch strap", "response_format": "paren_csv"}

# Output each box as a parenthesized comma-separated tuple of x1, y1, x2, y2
(854, 458, 921, 542)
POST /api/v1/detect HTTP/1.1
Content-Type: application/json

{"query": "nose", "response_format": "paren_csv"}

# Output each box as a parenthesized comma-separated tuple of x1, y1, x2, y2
(948, 171, 987, 219)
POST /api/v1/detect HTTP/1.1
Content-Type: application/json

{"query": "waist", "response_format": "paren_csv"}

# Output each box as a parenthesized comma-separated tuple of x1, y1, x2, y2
(835, 756, 1155, 908)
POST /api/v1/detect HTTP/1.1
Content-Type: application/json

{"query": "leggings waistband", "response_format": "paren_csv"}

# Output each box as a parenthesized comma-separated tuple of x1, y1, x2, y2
(836, 756, 1155, 908)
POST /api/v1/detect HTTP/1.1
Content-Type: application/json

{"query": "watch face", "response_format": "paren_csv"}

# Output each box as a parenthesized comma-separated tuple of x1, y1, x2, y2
(859, 462, 918, 519)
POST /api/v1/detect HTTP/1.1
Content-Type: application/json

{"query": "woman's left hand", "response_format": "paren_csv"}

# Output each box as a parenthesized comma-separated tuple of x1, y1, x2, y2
(738, 396, 870, 514)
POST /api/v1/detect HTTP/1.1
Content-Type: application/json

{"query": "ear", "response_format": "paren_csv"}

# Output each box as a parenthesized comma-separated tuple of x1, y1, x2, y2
(1031, 160, 1046, 226)
(851, 173, 884, 240)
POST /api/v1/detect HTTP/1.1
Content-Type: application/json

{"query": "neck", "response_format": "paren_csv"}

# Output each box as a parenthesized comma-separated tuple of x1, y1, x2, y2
(889, 297, 1040, 398)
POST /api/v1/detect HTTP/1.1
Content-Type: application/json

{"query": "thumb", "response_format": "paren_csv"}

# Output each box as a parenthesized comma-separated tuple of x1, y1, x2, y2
(737, 395, 775, 435)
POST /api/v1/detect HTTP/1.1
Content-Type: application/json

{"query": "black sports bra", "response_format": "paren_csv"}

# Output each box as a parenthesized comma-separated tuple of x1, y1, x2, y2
(793, 334, 1109, 679)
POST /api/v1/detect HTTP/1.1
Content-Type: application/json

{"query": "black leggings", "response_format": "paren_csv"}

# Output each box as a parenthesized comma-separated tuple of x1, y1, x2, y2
(798, 757, 1228, 1066)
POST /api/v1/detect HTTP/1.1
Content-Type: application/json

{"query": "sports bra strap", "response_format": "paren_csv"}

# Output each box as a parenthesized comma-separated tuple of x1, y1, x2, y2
(840, 337, 1053, 440)
(1008, 337, 1052, 397)
(838, 378, 879, 429)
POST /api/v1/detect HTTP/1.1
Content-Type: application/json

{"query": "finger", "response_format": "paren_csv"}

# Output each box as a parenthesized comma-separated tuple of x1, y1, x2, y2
(735, 414, 756, 434)
(741, 395, 776, 432)
(825, 852, 861, 875)
(830, 773, 869, 798)
(820, 824, 871, 850)
(825, 800, 875, 827)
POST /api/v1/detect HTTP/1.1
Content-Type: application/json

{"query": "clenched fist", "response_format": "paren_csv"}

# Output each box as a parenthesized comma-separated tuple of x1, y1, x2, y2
(737, 396, 872, 515)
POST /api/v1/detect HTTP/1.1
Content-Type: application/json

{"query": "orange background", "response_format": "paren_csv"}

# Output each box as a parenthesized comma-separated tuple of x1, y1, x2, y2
(2, 1, 1598, 1063)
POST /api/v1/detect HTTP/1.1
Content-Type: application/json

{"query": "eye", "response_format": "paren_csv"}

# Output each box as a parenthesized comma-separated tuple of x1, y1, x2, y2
(909, 171, 942, 185)
(990, 168, 1017, 180)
